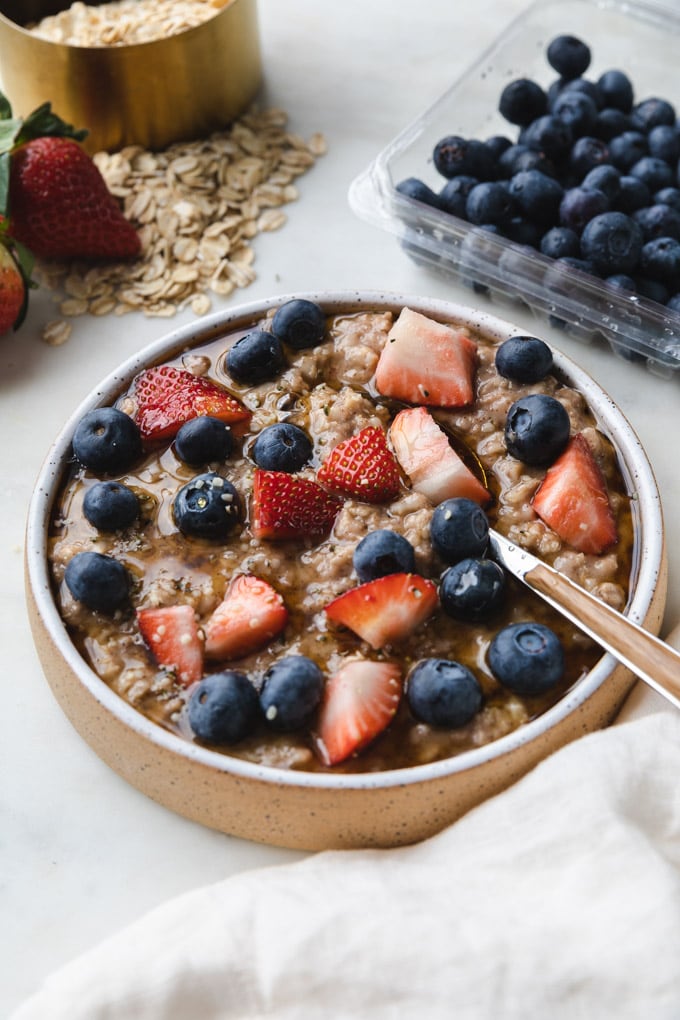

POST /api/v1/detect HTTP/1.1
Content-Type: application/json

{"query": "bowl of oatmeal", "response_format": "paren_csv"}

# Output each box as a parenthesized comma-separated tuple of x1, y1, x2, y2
(25, 291, 667, 849)
(0, 0, 261, 153)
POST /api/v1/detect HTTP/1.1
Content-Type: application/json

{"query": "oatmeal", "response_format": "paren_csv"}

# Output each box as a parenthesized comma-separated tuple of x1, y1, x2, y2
(48, 302, 634, 772)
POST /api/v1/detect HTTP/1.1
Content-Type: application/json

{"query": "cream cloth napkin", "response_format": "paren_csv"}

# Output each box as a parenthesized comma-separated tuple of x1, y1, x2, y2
(13, 690, 680, 1019)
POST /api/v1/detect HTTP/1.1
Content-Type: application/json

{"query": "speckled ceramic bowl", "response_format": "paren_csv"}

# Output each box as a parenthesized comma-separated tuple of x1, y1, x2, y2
(25, 292, 667, 850)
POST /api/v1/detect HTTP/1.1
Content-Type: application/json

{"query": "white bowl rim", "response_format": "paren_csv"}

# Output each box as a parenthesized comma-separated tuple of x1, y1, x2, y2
(25, 289, 665, 792)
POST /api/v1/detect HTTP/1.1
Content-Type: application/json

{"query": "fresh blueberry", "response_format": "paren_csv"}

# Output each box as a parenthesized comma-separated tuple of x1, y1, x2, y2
(439, 558, 505, 621)
(187, 671, 261, 745)
(582, 164, 621, 202)
(82, 481, 140, 532)
(502, 217, 542, 248)
(629, 156, 674, 193)
(407, 658, 483, 728)
(635, 275, 670, 304)
(666, 292, 680, 313)
(654, 187, 680, 212)
(465, 181, 515, 226)
(259, 655, 324, 731)
(579, 211, 643, 275)
(569, 136, 610, 179)
(597, 70, 634, 114)
(488, 622, 565, 695)
(64, 550, 129, 614)
(485, 135, 513, 160)
(559, 186, 609, 233)
(430, 498, 489, 564)
(508, 170, 564, 227)
(631, 97, 676, 132)
(552, 90, 598, 136)
(433, 135, 479, 179)
(499, 78, 547, 127)
(595, 108, 631, 141)
(353, 530, 416, 583)
(495, 334, 553, 382)
(175, 416, 233, 465)
(227, 330, 285, 384)
(546, 35, 591, 80)
(647, 125, 680, 164)
(173, 472, 241, 539)
(505, 394, 570, 466)
(540, 226, 580, 260)
(272, 299, 327, 350)
(439, 175, 478, 217)
(615, 175, 651, 213)
(558, 77, 603, 110)
(608, 131, 648, 172)
(251, 423, 312, 473)
(640, 236, 680, 286)
(633, 204, 680, 242)
(72, 407, 142, 475)
(605, 273, 637, 293)
(520, 115, 572, 162)
(395, 177, 443, 209)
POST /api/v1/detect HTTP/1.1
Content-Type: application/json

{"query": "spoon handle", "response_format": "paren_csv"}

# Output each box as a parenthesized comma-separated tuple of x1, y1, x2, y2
(488, 530, 680, 709)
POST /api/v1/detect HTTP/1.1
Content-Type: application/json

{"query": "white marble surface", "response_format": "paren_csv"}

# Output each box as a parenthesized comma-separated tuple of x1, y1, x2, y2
(2, 0, 680, 1013)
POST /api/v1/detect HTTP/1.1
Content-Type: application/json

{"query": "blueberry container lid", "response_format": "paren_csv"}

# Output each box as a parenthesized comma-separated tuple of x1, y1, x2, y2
(349, 0, 680, 376)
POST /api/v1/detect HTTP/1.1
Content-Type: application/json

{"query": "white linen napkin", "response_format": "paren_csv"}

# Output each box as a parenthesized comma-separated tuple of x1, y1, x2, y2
(12, 668, 680, 1018)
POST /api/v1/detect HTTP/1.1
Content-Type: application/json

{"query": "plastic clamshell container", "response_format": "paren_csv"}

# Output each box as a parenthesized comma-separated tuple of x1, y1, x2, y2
(349, 0, 680, 377)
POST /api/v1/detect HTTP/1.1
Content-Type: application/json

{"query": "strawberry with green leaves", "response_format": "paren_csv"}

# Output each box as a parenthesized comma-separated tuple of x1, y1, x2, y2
(0, 92, 140, 261)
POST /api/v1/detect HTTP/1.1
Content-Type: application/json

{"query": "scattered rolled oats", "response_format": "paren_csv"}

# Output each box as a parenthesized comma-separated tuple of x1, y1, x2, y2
(29, 0, 229, 47)
(37, 108, 326, 343)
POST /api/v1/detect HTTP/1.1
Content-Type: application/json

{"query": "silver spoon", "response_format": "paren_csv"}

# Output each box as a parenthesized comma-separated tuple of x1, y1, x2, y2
(488, 529, 680, 709)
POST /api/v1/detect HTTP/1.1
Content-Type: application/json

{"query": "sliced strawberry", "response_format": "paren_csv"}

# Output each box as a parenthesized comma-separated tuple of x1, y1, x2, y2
(136, 604, 203, 686)
(316, 425, 401, 503)
(374, 306, 478, 408)
(389, 406, 490, 506)
(532, 433, 618, 554)
(129, 366, 251, 442)
(203, 574, 288, 660)
(324, 572, 439, 650)
(316, 659, 403, 766)
(251, 469, 343, 540)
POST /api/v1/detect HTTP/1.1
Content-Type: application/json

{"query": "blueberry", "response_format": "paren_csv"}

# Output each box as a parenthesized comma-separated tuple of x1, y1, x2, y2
(546, 36, 591, 80)
(631, 97, 676, 132)
(395, 177, 443, 209)
(407, 659, 483, 728)
(635, 275, 670, 304)
(259, 655, 324, 731)
(579, 211, 643, 275)
(498, 78, 547, 127)
(505, 394, 570, 466)
(520, 115, 572, 162)
(615, 175, 651, 213)
(495, 334, 553, 382)
(82, 481, 139, 532)
(72, 407, 142, 475)
(508, 170, 564, 228)
(173, 472, 241, 539)
(629, 156, 674, 193)
(64, 551, 129, 614)
(540, 226, 580, 260)
(251, 423, 312, 473)
(654, 187, 680, 212)
(502, 217, 542, 248)
(187, 671, 261, 745)
(440, 558, 505, 622)
(433, 135, 479, 179)
(430, 498, 489, 564)
(175, 416, 233, 465)
(353, 530, 416, 583)
(272, 299, 327, 350)
(582, 164, 621, 202)
(488, 622, 565, 695)
(465, 181, 515, 226)
(640, 236, 680, 286)
(439, 175, 478, 217)
(605, 273, 636, 293)
(227, 330, 285, 384)
(597, 70, 634, 114)
(633, 204, 680, 242)
(595, 108, 631, 141)
(559, 78, 603, 110)
(647, 125, 680, 164)
(559, 186, 609, 234)
(485, 135, 513, 160)
(569, 136, 610, 179)
(608, 131, 648, 172)
(666, 293, 680, 313)
(552, 90, 598, 136)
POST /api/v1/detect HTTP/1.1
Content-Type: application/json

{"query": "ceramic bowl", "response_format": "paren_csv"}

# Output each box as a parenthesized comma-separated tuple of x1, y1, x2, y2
(25, 292, 667, 850)
(0, 0, 262, 154)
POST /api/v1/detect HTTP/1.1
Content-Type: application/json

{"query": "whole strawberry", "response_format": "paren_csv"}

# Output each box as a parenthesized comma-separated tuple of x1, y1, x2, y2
(0, 94, 140, 261)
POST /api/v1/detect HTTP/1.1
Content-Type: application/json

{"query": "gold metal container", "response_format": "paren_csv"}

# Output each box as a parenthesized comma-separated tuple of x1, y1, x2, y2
(0, 0, 262, 154)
